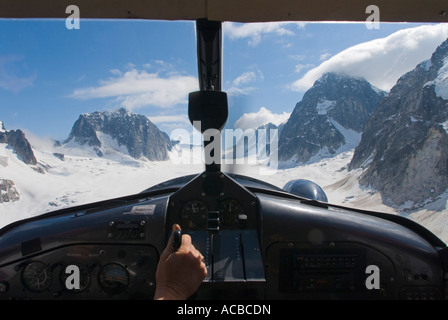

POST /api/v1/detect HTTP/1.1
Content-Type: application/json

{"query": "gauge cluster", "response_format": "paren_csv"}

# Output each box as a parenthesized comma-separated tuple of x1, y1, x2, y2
(168, 172, 258, 232)
(180, 199, 246, 229)
(165, 172, 266, 294)
(0, 244, 158, 299)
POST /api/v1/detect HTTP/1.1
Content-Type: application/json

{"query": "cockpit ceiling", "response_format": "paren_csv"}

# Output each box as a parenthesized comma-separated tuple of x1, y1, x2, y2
(0, 0, 447, 23)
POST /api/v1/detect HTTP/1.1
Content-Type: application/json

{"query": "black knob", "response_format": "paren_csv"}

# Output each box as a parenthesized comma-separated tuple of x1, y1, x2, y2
(172, 229, 182, 250)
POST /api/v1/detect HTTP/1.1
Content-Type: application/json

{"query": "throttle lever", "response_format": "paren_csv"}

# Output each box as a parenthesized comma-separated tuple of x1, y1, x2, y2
(172, 229, 182, 250)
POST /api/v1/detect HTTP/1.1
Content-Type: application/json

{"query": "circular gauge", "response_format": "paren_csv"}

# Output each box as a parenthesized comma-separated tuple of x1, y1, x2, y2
(98, 263, 129, 295)
(22, 261, 52, 293)
(219, 199, 244, 227)
(181, 200, 208, 228)
(60, 264, 91, 293)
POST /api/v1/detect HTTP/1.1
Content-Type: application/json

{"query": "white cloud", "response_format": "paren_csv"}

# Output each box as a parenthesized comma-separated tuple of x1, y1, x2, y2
(149, 113, 192, 135)
(233, 71, 257, 86)
(226, 86, 257, 96)
(295, 64, 314, 74)
(289, 54, 306, 61)
(109, 69, 122, 76)
(234, 107, 290, 130)
(226, 70, 263, 96)
(148, 114, 190, 126)
(319, 53, 332, 61)
(70, 67, 198, 110)
(224, 22, 306, 46)
(291, 24, 448, 92)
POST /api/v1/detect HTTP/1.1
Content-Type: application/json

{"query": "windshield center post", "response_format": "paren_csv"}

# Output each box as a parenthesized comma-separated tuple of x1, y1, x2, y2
(189, 19, 228, 173)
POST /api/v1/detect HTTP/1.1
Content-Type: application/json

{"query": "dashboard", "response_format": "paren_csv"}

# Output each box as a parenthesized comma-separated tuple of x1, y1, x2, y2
(0, 171, 447, 300)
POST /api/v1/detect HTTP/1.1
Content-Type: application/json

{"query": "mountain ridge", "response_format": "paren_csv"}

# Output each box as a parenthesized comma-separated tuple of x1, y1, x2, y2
(65, 108, 172, 161)
(0, 121, 37, 166)
(278, 72, 386, 166)
(349, 37, 448, 209)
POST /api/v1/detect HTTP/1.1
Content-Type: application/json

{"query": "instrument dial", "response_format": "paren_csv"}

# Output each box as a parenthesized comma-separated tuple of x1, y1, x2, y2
(22, 261, 52, 293)
(98, 263, 129, 295)
(181, 200, 208, 228)
(219, 199, 244, 227)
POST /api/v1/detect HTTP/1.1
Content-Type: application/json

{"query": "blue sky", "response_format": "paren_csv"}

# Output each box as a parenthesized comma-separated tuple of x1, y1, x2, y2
(1, 18, 448, 141)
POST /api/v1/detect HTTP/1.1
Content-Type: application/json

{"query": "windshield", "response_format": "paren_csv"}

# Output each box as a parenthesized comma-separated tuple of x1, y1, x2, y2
(1, 18, 447, 243)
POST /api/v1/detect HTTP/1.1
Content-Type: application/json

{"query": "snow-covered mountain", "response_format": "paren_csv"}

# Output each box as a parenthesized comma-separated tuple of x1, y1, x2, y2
(226, 122, 283, 161)
(349, 37, 448, 209)
(0, 116, 204, 228)
(66, 108, 172, 161)
(0, 122, 43, 204)
(0, 108, 184, 225)
(278, 73, 386, 166)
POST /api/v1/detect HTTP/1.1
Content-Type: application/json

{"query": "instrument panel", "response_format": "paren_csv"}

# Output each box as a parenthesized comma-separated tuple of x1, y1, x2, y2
(1, 244, 157, 299)
(180, 199, 245, 229)
(166, 172, 266, 296)
(168, 172, 258, 232)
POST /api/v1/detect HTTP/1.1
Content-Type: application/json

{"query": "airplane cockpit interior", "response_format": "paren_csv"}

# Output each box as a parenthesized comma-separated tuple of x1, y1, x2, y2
(0, 0, 447, 301)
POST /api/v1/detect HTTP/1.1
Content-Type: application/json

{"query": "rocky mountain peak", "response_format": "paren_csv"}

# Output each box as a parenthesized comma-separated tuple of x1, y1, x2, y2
(278, 72, 386, 165)
(66, 108, 172, 161)
(0, 122, 37, 165)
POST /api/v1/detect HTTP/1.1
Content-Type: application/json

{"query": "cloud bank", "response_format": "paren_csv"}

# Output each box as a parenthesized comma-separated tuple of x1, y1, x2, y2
(226, 70, 264, 96)
(224, 22, 306, 46)
(291, 24, 448, 92)
(70, 67, 198, 110)
(234, 107, 290, 130)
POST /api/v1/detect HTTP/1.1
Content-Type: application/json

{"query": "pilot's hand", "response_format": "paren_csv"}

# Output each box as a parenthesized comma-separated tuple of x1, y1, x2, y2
(154, 224, 207, 300)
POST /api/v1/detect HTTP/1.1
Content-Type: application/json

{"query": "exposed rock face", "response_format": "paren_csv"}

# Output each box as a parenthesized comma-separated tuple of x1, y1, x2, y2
(0, 179, 20, 203)
(0, 123, 37, 165)
(279, 73, 385, 165)
(349, 38, 448, 208)
(66, 108, 172, 161)
(230, 122, 282, 159)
